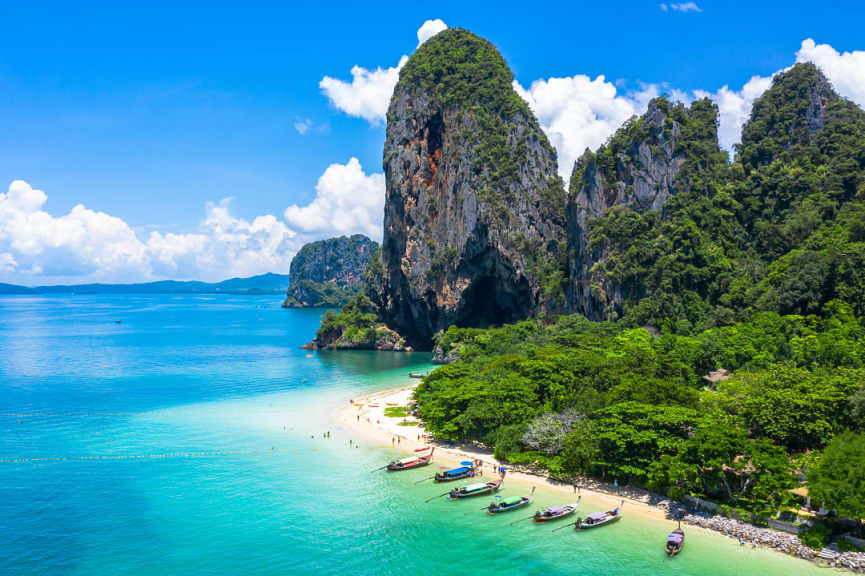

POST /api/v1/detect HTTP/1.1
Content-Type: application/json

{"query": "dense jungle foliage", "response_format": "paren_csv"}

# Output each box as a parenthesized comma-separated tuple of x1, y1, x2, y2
(416, 63, 865, 524)
(582, 63, 865, 332)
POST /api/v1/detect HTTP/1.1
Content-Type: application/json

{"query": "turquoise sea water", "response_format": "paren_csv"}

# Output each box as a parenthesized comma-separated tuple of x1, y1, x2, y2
(0, 295, 835, 575)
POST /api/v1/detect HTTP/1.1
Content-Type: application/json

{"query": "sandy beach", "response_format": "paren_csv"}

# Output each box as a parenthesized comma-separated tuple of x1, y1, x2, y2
(335, 381, 675, 524)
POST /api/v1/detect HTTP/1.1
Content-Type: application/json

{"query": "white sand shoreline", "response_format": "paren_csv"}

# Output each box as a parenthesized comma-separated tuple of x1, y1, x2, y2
(335, 383, 687, 523)
(333, 380, 861, 573)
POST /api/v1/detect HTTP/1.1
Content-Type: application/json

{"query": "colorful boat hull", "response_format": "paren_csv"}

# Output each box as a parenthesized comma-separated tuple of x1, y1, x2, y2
(386, 449, 434, 471)
(448, 479, 503, 499)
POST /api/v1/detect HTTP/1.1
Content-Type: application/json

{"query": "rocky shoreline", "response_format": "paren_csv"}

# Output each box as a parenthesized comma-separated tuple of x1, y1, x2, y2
(677, 512, 865, 573)
(504, 460, 865, 573)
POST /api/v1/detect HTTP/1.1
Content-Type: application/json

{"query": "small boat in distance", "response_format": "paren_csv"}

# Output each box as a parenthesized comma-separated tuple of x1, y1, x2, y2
(409, 372, 428, 378)
(387, 449, 434, 471)
(533, 497, 580, 523)
(435, 461, 478, 482)
(488, 487, 534, 514)
(575, 501, 623, 530)
(449, 477, 503, 499)
(666, 526, 685, 557)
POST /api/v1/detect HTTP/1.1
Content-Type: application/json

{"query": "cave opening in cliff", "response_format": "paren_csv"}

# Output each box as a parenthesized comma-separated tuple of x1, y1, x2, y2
(457, 274, 529, 329)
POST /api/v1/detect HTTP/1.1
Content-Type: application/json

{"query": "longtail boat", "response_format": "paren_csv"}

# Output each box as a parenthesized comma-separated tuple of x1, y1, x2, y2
(448, 478, 503, 500)
(575, 501, 623, 530)
(533, 497, 580, 523)
(488, 487, 534, 514)
(434, 461, 477, 482)
(666, 527, 684, 557)
(386, 448, 434, 471)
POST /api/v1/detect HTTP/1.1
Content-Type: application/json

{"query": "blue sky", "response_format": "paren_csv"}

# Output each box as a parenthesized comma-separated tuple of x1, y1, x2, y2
(1, 1, 864, 284)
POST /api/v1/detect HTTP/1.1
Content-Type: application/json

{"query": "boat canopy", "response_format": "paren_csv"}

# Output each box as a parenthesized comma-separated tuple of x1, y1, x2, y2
(667, 534, 683, 543)
(547, 506, 565, 513)
(501, 496, 523, 506)
(462, 483, 488, 491)
(586, 512, 607, 521)
(446, 467, 469, 475)
(398, 456, 420, 464)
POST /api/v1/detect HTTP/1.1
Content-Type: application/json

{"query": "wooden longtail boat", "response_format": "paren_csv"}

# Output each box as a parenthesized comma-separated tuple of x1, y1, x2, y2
(448, 478, 503, 500)
(574, 501, 623, 530)
(409, 372, 428, 378)
(386, 448, 434, 471)
(434, 462, 478, 482)
(666, 527, 685, 557)
(533, 497, 580, 523)
(488, 487, 534, 514)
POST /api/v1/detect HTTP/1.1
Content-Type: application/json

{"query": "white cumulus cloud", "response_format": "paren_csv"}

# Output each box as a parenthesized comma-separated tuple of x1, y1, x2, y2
(0, 252, 18, 274)
(320, 20, 449, 124)
(284, 157, 385, 241)
(145, 199, 299, 281)
(797, 38, 865, 108)
(417, 19, 447, 47)
(319, 56, 408, 124)
(693, 75, 774, 151)
(514, 76, 659, 179)
(0, 180, 149, 281)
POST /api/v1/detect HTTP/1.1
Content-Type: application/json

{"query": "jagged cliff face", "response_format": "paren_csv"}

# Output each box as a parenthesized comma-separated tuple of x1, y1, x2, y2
(566, 98, 720, 320)
(283, 234, 379, 308)
(377, 29, 566, 348)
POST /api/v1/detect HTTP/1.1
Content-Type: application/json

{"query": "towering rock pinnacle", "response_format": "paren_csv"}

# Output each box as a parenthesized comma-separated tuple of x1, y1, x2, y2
(376, 28, 566, 348)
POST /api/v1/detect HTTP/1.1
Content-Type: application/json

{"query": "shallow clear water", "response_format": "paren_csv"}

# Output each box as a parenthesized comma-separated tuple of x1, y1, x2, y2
(0, 295, 833, 575)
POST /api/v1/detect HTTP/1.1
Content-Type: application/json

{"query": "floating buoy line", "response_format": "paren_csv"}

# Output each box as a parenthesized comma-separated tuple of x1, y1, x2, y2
(1, 409, 296, 418)
(0, 448, 323, 464)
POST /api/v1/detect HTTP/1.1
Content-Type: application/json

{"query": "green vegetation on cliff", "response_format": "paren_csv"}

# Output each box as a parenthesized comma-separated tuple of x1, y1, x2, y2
(578, 63, 865, 331)
(414, 63, 865, 528)
(282, 235, 378, 308)
(306, 293, 409, 351)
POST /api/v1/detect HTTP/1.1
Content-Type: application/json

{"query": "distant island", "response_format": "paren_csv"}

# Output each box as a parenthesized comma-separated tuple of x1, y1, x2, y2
(282, 234, 379, 308)
(0, 272, 290, 295)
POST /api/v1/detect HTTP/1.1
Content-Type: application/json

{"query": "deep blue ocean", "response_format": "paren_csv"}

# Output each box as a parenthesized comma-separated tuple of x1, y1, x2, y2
(0, 295, 832, 575)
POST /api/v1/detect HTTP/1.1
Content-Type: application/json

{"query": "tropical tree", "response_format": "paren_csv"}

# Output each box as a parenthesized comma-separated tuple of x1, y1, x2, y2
(809, 432, 865, 535)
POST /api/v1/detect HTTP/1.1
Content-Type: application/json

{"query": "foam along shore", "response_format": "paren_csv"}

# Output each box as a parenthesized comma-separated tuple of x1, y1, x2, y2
(336, 382, 865, 574)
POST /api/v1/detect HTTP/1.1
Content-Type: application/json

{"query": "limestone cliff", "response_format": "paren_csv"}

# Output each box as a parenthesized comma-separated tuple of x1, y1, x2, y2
(566, 97, 722, 320)
(375, 29, 567, 349)
(282, 234, 379, 308)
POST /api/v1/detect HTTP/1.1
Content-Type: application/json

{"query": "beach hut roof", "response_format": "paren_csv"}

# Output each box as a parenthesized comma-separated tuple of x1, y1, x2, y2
(703, 368, 731, 383)
(790, 486, 810, 498)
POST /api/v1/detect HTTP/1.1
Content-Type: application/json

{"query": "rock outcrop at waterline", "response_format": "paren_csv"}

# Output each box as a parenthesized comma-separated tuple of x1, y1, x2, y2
(301, 294, 411, 351)
(282, 234, 379, 308)
(374, 28, 567, 349)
